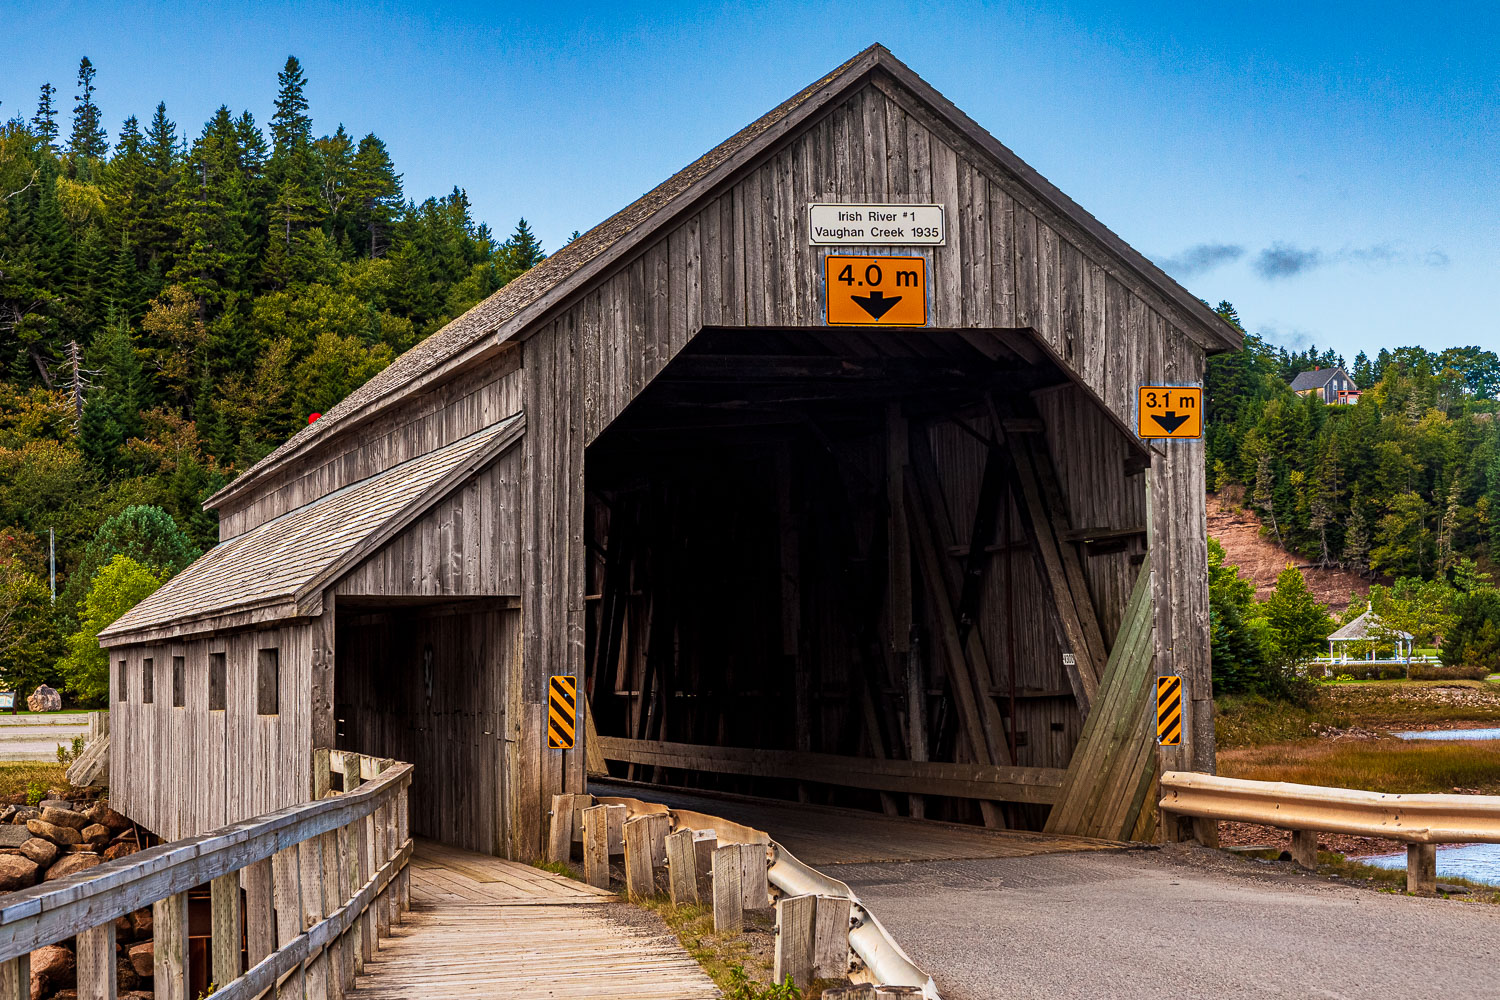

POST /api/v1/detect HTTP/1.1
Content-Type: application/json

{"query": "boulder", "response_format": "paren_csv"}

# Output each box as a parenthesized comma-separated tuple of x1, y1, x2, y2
(116, 952, 142, 990)
(38, 799, 75, 812)
(0, 854, 38, 891)
(123, 993, 154, 1000)
(114, 914, 135, 940)
(26, 819, 81, 846)
(40, 806, 90, 831)
(0, 825, 29, 848)
(26, 684, 61, 712)
(18, 837, 58, 868)
(88, 803, 131, 834)
(129, 908, 152, 938)
(81, 823, 110, 847)
(102, 841, 139, 863)
(0, 805, 16, 823)
(127, 941, 154, 979)
(28, 943, 73, 996)
(44, 853, 99, 881)
(11, 807, 39, 824)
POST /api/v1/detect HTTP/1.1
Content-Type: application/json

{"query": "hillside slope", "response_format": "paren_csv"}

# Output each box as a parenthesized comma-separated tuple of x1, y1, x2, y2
(1206, 492, 1372, 614)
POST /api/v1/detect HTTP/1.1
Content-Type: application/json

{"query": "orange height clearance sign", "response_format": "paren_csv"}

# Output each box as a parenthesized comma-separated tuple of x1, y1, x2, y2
(825, 255, 928, 326)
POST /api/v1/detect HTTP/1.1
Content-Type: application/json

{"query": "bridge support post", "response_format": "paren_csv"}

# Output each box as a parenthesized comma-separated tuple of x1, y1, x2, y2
(774, 893, 817, 987)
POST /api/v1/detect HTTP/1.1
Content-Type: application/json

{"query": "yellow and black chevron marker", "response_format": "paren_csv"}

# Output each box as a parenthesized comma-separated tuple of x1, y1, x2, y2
(1156, 674, 1183, 746)
(548, 675, 577, 750)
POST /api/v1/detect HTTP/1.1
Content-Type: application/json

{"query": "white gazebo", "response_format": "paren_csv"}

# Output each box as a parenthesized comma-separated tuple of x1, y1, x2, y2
(1327, 609, 1415, 662)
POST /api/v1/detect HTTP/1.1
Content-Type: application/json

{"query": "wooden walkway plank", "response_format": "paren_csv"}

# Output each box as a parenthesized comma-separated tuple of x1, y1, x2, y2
(344, 839, 719, 999)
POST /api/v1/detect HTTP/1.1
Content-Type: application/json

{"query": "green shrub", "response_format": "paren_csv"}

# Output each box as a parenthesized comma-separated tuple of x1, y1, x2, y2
(25, 780, 46, 806)
(1408, 662, 1492, 681)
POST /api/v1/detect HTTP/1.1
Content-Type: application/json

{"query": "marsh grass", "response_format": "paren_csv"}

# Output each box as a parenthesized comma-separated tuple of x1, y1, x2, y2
(1220, 739, 1500, 794)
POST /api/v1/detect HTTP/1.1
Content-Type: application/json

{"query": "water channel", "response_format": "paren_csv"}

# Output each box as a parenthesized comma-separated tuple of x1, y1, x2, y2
(1357, 727, 1500, 884)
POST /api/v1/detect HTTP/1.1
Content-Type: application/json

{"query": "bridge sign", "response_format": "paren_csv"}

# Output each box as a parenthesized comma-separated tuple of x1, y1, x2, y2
(825, 255, 928, 326)
(1137, 385, 1202, 439)
(548, 675, 578, 750)
(808, 204, 945, 245)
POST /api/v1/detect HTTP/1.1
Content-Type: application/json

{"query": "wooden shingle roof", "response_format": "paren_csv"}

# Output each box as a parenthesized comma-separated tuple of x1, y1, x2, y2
(207, 44, 1242, 515)
(101, 415, 524, 643)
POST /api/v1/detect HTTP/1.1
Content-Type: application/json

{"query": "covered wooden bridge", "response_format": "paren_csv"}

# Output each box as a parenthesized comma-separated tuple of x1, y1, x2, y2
(99, 44, 1236, 859)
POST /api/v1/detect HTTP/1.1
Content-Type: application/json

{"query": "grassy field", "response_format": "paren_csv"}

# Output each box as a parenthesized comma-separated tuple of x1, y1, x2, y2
(0, 762, 69, 800)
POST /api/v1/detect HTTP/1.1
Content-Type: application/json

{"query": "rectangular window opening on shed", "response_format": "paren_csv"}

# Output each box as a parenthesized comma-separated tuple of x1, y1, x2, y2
(172, 655, 185, 708)
(209, 652, 226, 711)
(142, 658, 154, 704)
(257, 648, 279, 715)
(117, 660, 127, 702)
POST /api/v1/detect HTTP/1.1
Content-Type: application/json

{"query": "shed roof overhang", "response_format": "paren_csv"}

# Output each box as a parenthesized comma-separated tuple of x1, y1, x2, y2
(205, 44, 1242, 517)
(99, 415, 525, 646)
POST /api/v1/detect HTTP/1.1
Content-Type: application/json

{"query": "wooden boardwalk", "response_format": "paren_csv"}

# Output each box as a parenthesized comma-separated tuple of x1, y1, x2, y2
(345, 839, 720, 999)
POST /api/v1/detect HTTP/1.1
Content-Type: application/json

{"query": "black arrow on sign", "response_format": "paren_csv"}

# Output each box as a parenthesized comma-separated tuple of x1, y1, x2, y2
(851, 290, 902, 320)
(1151, 411, 1191, 434)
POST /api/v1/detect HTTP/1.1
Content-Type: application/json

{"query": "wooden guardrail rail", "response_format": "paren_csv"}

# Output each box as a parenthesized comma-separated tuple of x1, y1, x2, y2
(1159, 770, 1500, 896)
(0, 749, 411, 999)
(595, 736, 1067, 805)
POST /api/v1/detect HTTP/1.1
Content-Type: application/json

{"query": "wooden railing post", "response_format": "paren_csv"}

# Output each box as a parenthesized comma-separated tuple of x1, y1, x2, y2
(241, 856, 276, 998)
(356, 817, 375, 963)
(76, 920, 116, 1000)
(1407, 843, 1437, 896)
(372, 802, 391, 940)
(0, 956, 28, 1000)
(271, 846, 306, 995)
(581, 805, 610, 889)
(396, 784, 411, 914)
(153, 892, 191, 1000)
(210, 871, 243, 989)
(665, 829, 698, 904)
(1289, 830, 1318, 870)
(300, 836, 330, 1000)
(316, 829, 346, 1000)
(338, 821, 362, 979)
(813, 896, 852, 980)
(624, 816, 654, 899)
(712, 845, 743, 933)
(740, 843, 769, 911)
(383, 798, 399, 927)
(773, 893, 817, 987)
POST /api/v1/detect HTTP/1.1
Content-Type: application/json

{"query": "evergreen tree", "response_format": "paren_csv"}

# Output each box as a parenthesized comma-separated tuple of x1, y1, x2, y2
(349, 133, 401, 258)
(31, 83, 59, 154)
(499, 218, 546, 275)
(1343, 494, 1371, 574)
(1258, 565, 1335, 671)
(67, 57, 109, 166)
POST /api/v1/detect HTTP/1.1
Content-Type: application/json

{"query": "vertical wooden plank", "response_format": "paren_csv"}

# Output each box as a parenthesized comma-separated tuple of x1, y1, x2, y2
(665, 829, 698, 904)
(153, 892, 191, 1000)
(318, 830, 347, 999)
(0, 956, 28, 1000)
(547, 793, 575, 863)
(76, 921, 116, 1000)
(642, 812, 670, 869)
(241, 858, 276, 975)
(739, 843, 769, 910)
(712, 845, 743, 934)
(624, 816, 655, 899)
(582, 804, 610, 889)
(604, 802, 626, 855)
(774, 893, 817, 987)
(813, 895, 853, 980)
(211, 871, 243, 990)
(693, 831, 717, 903)
(300, 836, 330, 999)
(271, 846, 306, 995)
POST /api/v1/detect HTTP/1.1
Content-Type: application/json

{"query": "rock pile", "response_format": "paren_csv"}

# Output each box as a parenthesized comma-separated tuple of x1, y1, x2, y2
(0, 794, 154, 999)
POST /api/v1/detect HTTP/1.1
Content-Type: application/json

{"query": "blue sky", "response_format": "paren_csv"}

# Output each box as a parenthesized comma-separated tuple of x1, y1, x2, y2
(4, 1, 1496, 361)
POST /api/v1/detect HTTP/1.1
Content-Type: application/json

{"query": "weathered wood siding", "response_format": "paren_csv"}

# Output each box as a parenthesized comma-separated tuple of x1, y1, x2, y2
(336, 606, 519, 855)
(333, 448, 524, 598)
(517, 74, 1214, 842)
(108, 619, 320, 840)
(218, 353, 524, 540)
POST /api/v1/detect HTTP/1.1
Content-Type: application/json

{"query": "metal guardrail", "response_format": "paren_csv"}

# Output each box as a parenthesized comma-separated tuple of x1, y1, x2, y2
(1159, 770, 1500, 895)
(0, 750, 411, 999)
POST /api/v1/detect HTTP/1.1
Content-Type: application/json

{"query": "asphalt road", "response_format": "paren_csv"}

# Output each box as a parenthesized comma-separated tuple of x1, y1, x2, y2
(831, 844, 1500, 1000)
